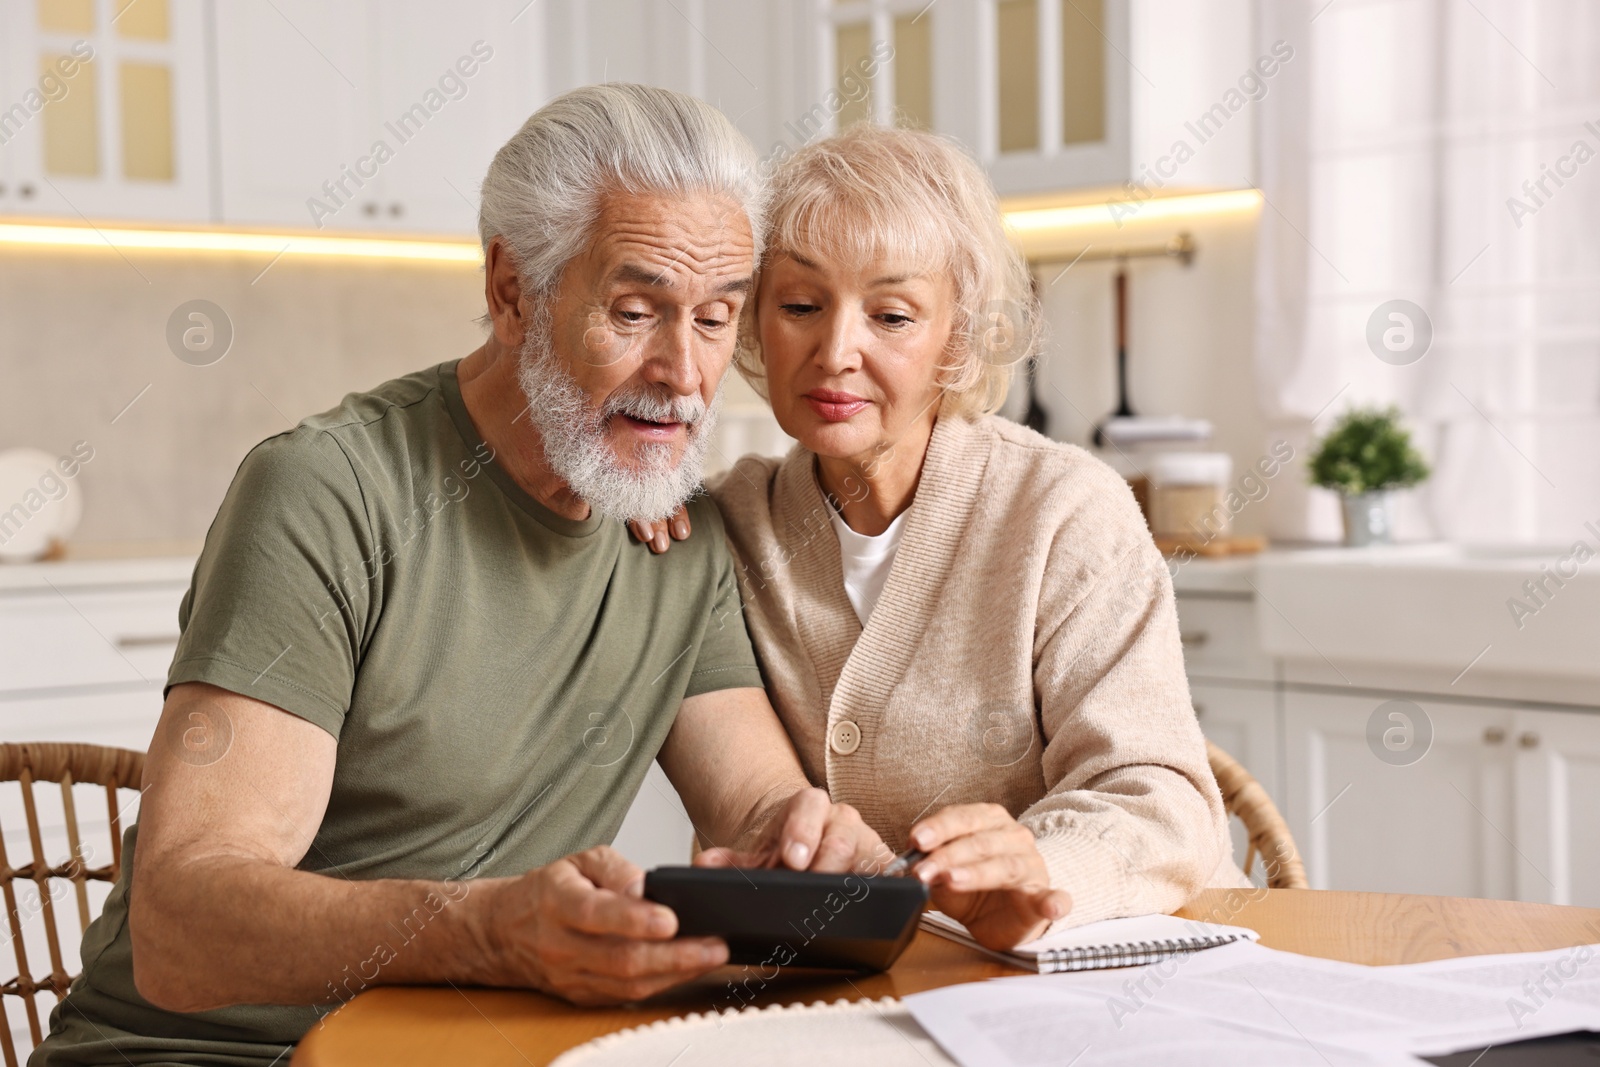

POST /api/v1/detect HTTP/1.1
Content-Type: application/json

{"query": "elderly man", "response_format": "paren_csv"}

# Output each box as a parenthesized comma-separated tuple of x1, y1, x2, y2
(34, 84, 881, 1067)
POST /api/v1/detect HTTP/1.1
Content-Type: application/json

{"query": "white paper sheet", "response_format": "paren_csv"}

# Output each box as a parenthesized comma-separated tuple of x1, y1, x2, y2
(904, 940, 1600, 1067)
(903, 976, 1417, 1067)
(1378, 942, 1600, 1054)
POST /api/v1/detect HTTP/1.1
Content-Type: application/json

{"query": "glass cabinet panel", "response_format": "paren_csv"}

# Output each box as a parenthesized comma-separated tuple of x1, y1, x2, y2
(120, 61, 173, 180)
(996, 0, 1039, 153)
(892, 13, 932, 129)
(41, 53, 99, 176)
(835, 21, 874, 128)
(1061, 0, 1105, 145)
(37, 0, 94, 34)
(115, 0, 170, 41)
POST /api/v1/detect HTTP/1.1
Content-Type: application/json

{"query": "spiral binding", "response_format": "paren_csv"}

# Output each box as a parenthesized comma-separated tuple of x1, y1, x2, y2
(1035, 933, 1252, 974)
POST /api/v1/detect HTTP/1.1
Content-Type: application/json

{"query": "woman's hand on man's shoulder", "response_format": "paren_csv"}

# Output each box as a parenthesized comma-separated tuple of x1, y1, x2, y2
(628, 505, 693, 554)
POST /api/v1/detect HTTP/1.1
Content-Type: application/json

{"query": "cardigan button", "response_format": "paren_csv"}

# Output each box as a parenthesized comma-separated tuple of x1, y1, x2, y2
(829, 720, 861, 756)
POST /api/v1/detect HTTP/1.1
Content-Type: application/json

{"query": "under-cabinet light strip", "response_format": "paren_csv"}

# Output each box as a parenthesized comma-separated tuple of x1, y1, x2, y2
(0, 189, 1263, 262)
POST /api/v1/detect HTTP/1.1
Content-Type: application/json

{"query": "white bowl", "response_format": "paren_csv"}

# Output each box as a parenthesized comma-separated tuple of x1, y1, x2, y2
(0, 448, 85, 562)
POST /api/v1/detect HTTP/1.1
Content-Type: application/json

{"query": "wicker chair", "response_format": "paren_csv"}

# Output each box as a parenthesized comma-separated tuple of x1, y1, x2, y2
(1207, 740, 1307, 889)
(0, 743, 145, 1067)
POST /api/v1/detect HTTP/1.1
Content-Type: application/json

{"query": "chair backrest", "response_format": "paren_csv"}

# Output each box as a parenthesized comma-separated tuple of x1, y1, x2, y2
(0, 743, 145, 1067)
(1206, 740, 1308, 890)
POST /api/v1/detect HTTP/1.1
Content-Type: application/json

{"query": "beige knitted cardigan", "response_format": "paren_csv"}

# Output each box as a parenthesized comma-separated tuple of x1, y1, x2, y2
(709, 414, 1248, 927)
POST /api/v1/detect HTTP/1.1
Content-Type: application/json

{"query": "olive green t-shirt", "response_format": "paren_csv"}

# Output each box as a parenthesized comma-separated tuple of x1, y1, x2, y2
(34, 361, 762, 1066)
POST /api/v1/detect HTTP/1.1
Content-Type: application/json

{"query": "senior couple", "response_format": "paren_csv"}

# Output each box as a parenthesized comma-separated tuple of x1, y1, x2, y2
(36, 84, 1241, 1066)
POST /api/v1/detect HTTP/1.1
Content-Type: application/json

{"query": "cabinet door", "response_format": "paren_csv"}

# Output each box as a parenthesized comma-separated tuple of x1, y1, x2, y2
(1283, 691, 1518, 899)
(1514, 708, 1600, 908)
(0, 4, 25, 211)
(809, 0, 1129, 195)
(1191, 681, 1279, 874)
(981, 0, 1131, 195)
(213, 1, 373, 229)
(366, 5, 541, 235)
(1191, 681, 1278, 796)
(3, 0, 212, 221)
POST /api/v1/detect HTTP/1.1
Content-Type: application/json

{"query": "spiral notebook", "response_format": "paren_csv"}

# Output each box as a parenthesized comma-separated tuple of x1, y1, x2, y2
(919, 910, 1259, 974)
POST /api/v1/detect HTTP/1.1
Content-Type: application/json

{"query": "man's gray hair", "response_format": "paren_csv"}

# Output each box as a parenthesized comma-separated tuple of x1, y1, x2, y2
(479, 83, 765, 295)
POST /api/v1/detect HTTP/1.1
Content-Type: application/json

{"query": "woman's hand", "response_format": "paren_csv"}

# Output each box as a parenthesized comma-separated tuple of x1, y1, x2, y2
(627, 505, 692, 554)
(694, 786, 891, 874)
(907, 803, 1072, 951)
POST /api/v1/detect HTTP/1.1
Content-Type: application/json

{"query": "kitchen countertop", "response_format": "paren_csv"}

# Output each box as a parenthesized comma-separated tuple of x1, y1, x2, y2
(1171, 542, 1600, 707)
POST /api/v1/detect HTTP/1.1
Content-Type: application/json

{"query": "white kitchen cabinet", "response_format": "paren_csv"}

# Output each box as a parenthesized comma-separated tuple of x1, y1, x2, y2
(361, 6, 542, 234)
(0, 0, 213, 221)
(1190, 680, 1279, 870)
(0, 559, 190, 751)
(541, 0, 794, 164)
(1283, 690, 1519, 900)
(0, 587, 181, 693)
(211, 1, 371, 230)
(213, 1, 542, 234)
(808, 0, 1129, 195)
(1514, 708, 1600, 908)
(1191, 681, 1277, 796)
(1177, 592, 1274, 683)
(1177, 554, 1600, 905)
(806, 0, 1257, 198)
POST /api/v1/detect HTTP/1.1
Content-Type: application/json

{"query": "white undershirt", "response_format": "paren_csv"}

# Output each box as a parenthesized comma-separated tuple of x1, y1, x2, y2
(829, 501, 911, 626)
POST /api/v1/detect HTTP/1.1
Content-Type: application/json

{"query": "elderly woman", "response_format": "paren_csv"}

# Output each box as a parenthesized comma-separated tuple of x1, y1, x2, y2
(637, 125, 1245, 950)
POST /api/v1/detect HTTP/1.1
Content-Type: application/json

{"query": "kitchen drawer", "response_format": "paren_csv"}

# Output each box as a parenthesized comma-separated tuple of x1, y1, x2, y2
(0, 586, 186, 694)
(1175, 594, 1274, 682)
(0, 686, 164, 750)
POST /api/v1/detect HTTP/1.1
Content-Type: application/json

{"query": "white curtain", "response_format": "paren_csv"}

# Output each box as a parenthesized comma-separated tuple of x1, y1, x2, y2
(1255, 0, 1600, 544)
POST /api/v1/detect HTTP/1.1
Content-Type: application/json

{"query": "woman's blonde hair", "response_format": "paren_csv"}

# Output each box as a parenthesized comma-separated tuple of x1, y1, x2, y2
(735, 124, 1041, 418)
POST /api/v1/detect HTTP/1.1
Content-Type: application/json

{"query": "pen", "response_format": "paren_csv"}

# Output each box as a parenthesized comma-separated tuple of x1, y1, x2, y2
(882, 847, 926, 877)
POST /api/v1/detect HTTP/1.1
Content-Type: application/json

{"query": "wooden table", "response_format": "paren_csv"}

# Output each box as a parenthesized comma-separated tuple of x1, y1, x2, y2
(294, 889, 1600, 1066)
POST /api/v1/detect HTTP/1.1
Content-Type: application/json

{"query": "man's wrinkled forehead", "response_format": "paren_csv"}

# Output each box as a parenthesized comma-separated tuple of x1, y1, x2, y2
(607, 261, 751, 298)
(582, 190, 755, 296)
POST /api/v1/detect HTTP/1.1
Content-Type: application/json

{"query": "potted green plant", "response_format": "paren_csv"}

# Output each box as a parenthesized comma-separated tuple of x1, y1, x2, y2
(1309, 407, 1431, 546)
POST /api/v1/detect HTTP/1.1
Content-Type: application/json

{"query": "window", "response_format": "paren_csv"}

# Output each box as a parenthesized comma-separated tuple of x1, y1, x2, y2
(1256, 0, 1600, 542)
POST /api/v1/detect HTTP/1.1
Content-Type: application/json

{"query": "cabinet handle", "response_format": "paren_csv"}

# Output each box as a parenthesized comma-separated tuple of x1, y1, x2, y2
(19, 184, 35, 199)
(1483, 726, 1506, 745)
(1518, 731, 1540, 749)
(115, 634, 180, 650)
(1192, 703, 1205, 720)
(389, 202, 404, 217)
(363, 203, 378, 216)
(1180, 631, 1209, 648)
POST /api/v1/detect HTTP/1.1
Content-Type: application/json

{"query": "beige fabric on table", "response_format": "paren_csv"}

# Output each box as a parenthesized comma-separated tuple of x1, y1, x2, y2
(709, 413, 1249, 929)
(549, 998, 952, 1067)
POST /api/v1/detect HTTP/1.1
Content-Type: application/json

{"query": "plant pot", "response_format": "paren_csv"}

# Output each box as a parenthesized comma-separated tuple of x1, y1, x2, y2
(1340, 490, 1394, 547)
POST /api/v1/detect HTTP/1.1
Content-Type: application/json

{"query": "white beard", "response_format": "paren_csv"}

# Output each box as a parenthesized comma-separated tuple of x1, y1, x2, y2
(515, 326, 721, 524)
